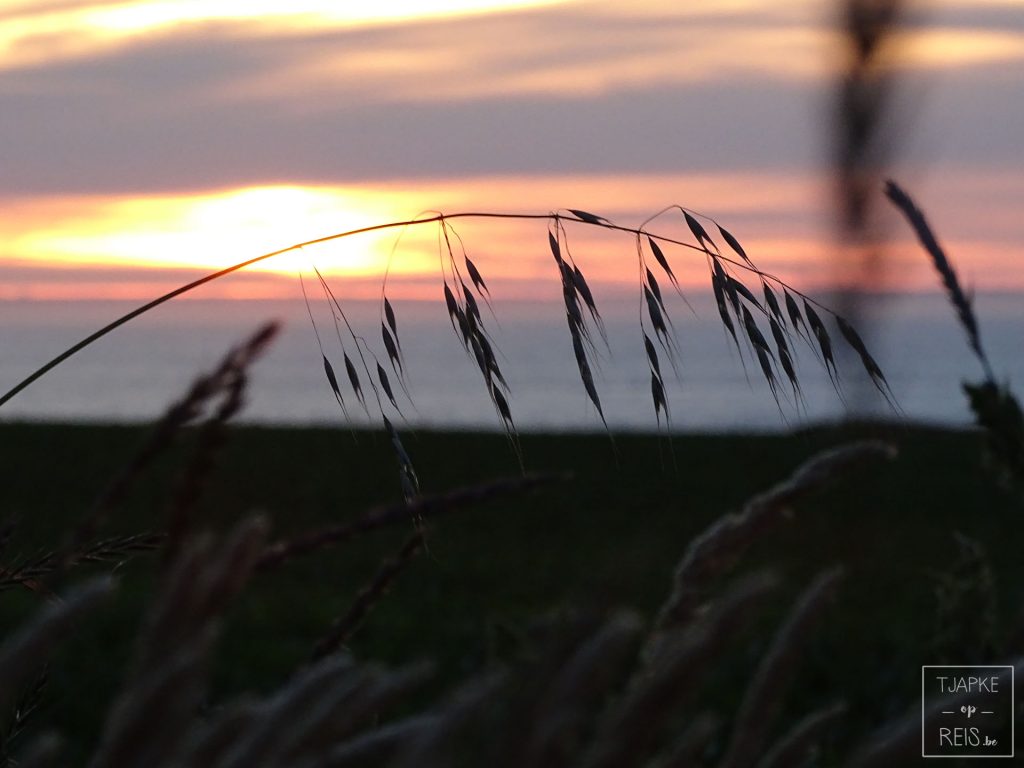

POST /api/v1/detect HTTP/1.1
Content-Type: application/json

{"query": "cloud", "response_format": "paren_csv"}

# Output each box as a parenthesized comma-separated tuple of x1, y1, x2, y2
(0, 0, 1021, 197)
(3, 168, 1023, 300)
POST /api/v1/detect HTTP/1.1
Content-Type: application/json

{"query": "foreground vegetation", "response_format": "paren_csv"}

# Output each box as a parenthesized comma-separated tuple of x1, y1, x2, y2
(1, 420, 1019, 763)
(0, 161, 1017, 763)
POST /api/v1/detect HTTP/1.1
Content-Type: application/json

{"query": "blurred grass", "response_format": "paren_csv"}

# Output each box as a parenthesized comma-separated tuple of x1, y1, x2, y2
(0, 421, 1021, 758)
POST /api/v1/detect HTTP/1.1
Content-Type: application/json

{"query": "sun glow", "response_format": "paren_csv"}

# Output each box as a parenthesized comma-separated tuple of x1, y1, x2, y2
(5, 186, 430, 279)
(84, 0, 566, 32)
(4, 171, 1024, 302)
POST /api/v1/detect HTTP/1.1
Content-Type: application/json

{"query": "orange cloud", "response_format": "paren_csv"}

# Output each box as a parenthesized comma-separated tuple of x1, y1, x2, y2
(3, 169, 1022, 301)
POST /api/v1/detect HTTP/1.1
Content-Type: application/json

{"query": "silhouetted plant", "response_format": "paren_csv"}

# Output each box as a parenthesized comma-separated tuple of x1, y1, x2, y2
(0, 380, 902, 766)
(0, 207, 897, 495)
(887, 180, 1024, 499)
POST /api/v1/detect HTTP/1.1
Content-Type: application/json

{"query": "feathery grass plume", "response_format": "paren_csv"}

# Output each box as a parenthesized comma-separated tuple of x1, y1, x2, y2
(767, 314, 789, 359)
(572, 264, 605, 338)
(548, 229, 562, 262)
(651, 712, 720, 768)
(636, 243, 681, 374)
(301, 273, 349, 419)
(0, 577, 113, 713)
(643, 333, 662, 382)
(88, 518, 268, 768)
(181, 653, 431, 768)
(442, 282, 467, 345)
(320, 716, 436, 768)
(643, 285, 669, 347)
(584, 571, 779, 768)
(711, 267, 744, 361)
(571, 328, 607, 429)
(702, 252, 753, 392)
(717, 567, 844, 768)
(394, 672, 508, 767)
(555, 220, 606, 349)
(645, 267, 665, 312)
(654, 441, 895, 633)
(566, 208, 610, 226)
(92, 630, 215, 768)
(308, 278, 423, 500)
(885, 180, 992, 380)
(650, 371, 669, 428)
(887, 180, 1023, 493)
(163, 325, 269, 565)
(756, 701, 848, 768)
(318, 244, 416, 415)
(312, 267, 391, 414)
(762, 281, 785, 325)
(132, 518, 268, 676)
(436, 220, 520, 456)
(0, 419, 928, 767)
(641, 328, 674, 432)
(717, 261, 742, 319)
(464, 255, 490, 297)
(0, 204, 896, 437)
(777, 352, 801, 412)
(756, 346, 782, 409)
(384, 296, 401, 347)
(835, 314, 897, 406)
(524, 612, 643, 767)
(462, 280, 480, 325)
(646, 236, 678, 289)
(703, 214, 759, 296)
(552, 221, 610, 432)
(784, 289, 809, 343)
(322, 356, 346, 410)
(382, 415, 419, 503)
(212, 658, 362, 767)
(769, 314, 802, 404)
(381, 322, 402, 375)
(802, 299, 840, 389)
(739, 301, 785, 410)
(342, 352, 366, 410)
(84, 324, 278, 526)
(240, 661, 432, 768)
(683, 209, 717, 253)
(729, 274, 763, 312)
(310, 267, 377, 416)
(173, 700, 260, 766)
(718, 223, 755, 268)
(56, 322, 278, 582)
(376, 362, 400, 411)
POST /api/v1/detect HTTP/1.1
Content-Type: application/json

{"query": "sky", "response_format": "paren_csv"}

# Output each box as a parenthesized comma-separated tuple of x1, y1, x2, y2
(1, 0, 1023, 301)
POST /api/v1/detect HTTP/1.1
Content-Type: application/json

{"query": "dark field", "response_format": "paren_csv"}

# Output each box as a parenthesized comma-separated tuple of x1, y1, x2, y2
(1, 421, 1020, 760)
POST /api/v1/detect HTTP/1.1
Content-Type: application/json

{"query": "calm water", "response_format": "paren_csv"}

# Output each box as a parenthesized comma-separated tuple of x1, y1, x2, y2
(0, 294, 1020, 432)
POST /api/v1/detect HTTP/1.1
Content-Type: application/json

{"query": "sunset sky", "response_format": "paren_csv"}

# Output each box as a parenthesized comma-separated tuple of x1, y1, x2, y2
(2, 0, 1022, 301)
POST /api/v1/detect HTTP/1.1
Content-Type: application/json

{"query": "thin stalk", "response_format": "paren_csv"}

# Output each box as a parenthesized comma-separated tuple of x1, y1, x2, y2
(0, 210, 823, 409)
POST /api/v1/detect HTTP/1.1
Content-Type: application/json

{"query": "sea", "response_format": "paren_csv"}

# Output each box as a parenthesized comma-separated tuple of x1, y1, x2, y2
(1, 293, 1020, 433)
